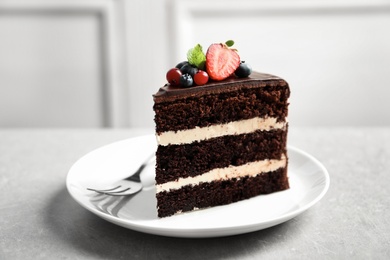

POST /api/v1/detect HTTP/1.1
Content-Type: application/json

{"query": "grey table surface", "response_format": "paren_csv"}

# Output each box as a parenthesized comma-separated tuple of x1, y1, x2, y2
(0, 127, 389, 259)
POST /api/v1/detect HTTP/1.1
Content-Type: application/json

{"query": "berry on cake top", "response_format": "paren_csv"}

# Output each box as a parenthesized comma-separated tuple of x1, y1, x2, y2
(166, 40, 252, 88)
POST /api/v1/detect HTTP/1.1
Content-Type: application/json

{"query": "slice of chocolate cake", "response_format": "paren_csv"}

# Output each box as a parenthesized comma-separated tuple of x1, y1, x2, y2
(153, 71, 290, 218)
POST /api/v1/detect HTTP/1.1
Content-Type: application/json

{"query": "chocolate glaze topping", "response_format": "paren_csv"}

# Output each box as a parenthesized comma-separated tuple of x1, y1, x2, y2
(153, 71, 288, 103)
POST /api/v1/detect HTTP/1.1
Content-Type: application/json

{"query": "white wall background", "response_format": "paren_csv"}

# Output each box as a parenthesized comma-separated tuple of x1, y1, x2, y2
(0, 0, 389, 128)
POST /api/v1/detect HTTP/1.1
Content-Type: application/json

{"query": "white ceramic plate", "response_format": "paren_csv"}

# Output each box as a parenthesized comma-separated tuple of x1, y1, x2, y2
(67, 135, 329, 238)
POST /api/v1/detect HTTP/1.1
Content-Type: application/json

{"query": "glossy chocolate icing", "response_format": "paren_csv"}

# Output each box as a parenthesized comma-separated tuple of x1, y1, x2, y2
(153, 71, 287, 103)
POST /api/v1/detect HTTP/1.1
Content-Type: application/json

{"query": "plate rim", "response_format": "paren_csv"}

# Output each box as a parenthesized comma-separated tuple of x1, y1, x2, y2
(66, 134, 330, 238)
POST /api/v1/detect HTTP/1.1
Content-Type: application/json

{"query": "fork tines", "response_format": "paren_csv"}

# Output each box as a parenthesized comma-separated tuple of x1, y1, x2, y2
(87, 186, 131, 196)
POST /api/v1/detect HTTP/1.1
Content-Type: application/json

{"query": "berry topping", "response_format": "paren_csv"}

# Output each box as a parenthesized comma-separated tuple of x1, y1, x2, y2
(179, 74, 193, 88)
(194, 70, 209, 86)
(235, 61, 252, 78)
(165, 40, 252, 88)
(166, 68, 182, 86)
(180, 64, 199, 77)
(175, 61, 189, 70)
(205, 42, 240, 81)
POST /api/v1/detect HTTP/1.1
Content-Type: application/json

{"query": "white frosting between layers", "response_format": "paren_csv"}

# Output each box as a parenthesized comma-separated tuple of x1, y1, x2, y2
(156, 116, 287, 146)
(156, 155, 287, 193)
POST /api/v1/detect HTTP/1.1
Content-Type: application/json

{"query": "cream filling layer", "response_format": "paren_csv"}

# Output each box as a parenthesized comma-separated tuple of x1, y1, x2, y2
(156, 155, 287, 193)
(156, 116, 286, 146)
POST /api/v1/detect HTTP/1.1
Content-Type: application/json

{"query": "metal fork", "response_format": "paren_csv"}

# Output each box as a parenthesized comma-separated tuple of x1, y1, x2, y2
(87, 154, 154, 196)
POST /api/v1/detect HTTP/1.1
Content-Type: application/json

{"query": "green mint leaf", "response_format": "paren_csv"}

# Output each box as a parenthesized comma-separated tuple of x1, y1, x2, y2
(225, 40, 234, 47)
(187, 44, 206, 70)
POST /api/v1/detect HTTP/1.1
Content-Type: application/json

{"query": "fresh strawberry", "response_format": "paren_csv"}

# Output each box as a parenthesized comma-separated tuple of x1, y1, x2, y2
(205, 43, 240, 81)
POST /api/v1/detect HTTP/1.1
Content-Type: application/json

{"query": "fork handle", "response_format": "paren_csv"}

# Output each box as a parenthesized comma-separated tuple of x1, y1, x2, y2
(125, 165, 144, 182)
(125, 154, 154, 182)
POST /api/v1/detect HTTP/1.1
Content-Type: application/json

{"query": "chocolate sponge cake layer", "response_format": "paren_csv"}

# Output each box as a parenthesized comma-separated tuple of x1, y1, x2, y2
(154, 81, 290, 133)
(155, 128, 287, 184)
(156, 167, 289, 218)
(153, 72, 290, 218)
